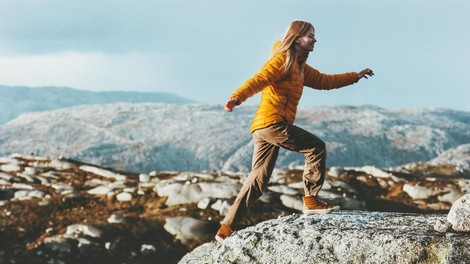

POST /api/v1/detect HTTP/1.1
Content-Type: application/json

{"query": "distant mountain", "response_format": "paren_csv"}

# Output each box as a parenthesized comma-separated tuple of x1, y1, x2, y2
(0, 103, 469, 173)
(0, 85, 193, 124)
(430, 144, 470, 172)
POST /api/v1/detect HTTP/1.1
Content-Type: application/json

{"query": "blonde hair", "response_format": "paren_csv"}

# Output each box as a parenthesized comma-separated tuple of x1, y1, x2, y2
(271, 20, 314, 80)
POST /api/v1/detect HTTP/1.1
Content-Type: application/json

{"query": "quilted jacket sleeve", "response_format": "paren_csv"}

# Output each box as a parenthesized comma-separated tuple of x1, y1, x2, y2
(229, 53, 284, 104)
(303, 64, 358, 90)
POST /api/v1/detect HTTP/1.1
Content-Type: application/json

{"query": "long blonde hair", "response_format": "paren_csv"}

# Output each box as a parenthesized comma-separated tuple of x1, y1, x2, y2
(271, 20, 314, 80)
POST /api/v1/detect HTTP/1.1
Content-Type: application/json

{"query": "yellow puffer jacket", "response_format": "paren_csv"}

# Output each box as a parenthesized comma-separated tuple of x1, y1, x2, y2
(230, 45, 359, 133)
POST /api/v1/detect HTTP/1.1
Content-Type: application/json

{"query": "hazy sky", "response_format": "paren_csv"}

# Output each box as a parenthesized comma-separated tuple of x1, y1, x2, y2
(0, 0, 469, 111)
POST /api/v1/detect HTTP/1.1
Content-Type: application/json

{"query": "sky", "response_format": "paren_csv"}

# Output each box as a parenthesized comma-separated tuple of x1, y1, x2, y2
(0, 0, 469, 111)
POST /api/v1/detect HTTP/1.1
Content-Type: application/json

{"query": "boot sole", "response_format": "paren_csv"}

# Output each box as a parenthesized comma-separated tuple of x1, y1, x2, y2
(215, 235, 225, 242)
(303, 206, 340, 215)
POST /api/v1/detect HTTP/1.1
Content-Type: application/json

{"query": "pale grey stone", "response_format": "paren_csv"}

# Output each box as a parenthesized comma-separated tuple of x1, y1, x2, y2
(14, 190, 30, 199)
(66, 224, 102, 238)
(116, 192, 133, 202)
(0, 173, 13, 181)
(79, 165, 126, 181)
(193, 173, 215, 181)
(35, 176, 50, 185)
(0, 164, 21, 172)
(179, 211, 469, 264)
(28, 190, 46, 199)
(0, 179, 10, 185)
(437, 188, 463, 204)
(23, 167, 37, 175)
(287, 181, 305, 189)
(107, 214, 126, 224)
(447, 194, 470, 232)
(88, 186, 113, 195)
(403, 184, 437, 200)
(141, 244, 157, 255)
(211, 200, 231, 216)
(12, 183, 34, 190)
(434, 219, 452, 233)
(328, 167, 343, 177)
(16, 173, 35, 182)
(139, 174, 150, 182)
(164, 217, 212, 246)
(155, 181, 241, 206)
(48, 159, 75, 171)
(197, 197, 212, 210)
(259, 191, 278, 203)
(267, 185, 299, 195)
(279, 194, 303, 211)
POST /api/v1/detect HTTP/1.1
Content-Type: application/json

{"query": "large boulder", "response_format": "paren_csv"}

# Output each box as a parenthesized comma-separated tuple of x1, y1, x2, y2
(179, 211, 469, 264)
(447, 194, 470, 232)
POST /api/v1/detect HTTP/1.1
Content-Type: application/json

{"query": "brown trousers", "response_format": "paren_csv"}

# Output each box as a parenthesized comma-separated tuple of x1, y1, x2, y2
(222, 121, 326, 227)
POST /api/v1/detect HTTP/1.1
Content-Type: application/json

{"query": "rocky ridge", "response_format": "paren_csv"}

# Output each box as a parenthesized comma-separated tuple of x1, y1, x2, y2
(0, 85, 193, 124)
(0, 154, 468, 263)
(1, 104, 470, 172)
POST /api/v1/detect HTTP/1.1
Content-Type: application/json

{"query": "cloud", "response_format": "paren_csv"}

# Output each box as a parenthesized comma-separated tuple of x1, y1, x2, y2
(0, 52, 177, 92)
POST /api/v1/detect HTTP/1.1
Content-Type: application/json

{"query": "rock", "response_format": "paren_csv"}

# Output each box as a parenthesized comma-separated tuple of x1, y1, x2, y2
(0, 172, 13, 181)
(457, 179, 470, 193)
(107, 214, 126, 224)
(88, 186, 113, 195)
(179, 211, 469, 264)
(28, 190, 46, 199)
(279, 194, 303, 211)
(116, 192, 133, 202)
(23, 167, 37, 175)
(327, 167, 343, 177)
(210, 200, 231, 216)
(197, 197, 212, 210)
(349, 166, 394, 178)
(267, 185, 299, 195)
(447, 194, 470, 232)
(16, 173, 35, 182)
(434, 219, 452, 233)
(48, 159, 76, 170)
(141, 244, 157, 255)
(139, 174, 150, 182)
(259, 191, 278, 203)
(0, 179, 10, 185)
(11, 183, 34, 190)
(155, 181, 241, 206)
(0, 163, 21, 172)
(402, 184, 437, 200)
(164, 217, 212, 246)
(79, 165, 127, 181)
(14, 190, 30, 199)
(437, 188, 463, 204)
(65, 224, 102, 238)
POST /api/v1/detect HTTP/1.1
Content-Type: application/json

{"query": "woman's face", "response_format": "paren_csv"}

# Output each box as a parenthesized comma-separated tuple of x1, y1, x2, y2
(296, 27, 316, 53)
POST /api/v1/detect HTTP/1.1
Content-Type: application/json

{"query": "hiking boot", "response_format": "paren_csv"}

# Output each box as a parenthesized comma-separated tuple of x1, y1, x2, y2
(302, 195, 340, 215)
(215, 224, 233, 242)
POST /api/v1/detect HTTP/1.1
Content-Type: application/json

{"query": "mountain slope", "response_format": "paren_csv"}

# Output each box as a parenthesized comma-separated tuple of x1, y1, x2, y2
(0, 85, 193, 124)
(0, 103, 469, 173)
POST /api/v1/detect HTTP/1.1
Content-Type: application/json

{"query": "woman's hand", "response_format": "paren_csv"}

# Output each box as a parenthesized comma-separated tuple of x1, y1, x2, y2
(358, 68, 374, 80)
(224, 98, 239, 112)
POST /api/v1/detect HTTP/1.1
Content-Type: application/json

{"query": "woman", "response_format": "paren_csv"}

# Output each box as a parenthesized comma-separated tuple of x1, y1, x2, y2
(216, 20, 374, 241)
